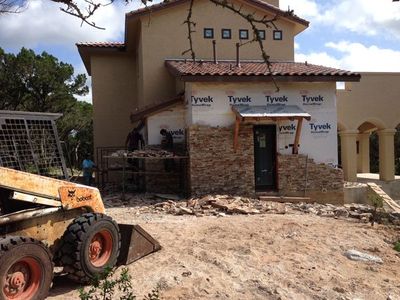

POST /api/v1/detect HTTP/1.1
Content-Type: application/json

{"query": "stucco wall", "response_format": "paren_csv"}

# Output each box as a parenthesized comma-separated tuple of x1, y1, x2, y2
(338, 73, 400, 131)
(137, 0, 300, 107)
(91, 53, 137, 151)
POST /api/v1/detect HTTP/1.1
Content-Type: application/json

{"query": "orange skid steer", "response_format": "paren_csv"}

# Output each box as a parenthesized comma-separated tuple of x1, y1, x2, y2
(0, 166, 160, 300)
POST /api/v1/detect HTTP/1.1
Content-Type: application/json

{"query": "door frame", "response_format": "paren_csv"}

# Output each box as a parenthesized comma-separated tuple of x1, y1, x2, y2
(253, 124, 278, 191)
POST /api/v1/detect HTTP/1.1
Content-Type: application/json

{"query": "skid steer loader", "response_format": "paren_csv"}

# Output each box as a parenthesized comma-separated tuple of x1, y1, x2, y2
(0, 166, 161, 300)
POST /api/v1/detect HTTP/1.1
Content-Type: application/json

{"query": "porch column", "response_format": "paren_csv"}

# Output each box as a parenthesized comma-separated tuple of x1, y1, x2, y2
(378, 129, 396, 181)
(357, 132, 370, 173)
(340, 130, 358, 182)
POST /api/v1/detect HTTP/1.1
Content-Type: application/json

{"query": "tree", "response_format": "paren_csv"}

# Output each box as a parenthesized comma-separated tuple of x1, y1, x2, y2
(0, 47, 92, 169)
(0, 47, 88, 112)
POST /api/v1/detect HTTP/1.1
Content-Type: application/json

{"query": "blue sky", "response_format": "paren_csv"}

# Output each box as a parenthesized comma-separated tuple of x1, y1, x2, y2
(1, 0, 400, 102)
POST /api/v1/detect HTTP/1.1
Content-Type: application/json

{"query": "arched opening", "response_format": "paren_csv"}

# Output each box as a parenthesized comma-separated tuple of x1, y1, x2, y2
(337, 123, 347, 169)
(356, 121, 382, 177)
(396, 124, 400, 175)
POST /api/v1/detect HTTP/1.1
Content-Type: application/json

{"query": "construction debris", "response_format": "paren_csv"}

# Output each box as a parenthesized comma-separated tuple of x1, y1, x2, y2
(344, 249, 383, 264)
(110, 147, 175, 158)
(102, 193, 400, 225)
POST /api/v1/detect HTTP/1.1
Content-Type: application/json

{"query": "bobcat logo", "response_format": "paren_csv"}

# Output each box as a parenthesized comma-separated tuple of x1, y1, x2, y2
(67, 189, 76, 198)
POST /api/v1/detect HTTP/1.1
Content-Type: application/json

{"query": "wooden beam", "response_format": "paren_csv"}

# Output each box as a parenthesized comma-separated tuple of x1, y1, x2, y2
(293, 118, 303, 154)
(233, 117, 240, 152)
(231, 106, 243, 119)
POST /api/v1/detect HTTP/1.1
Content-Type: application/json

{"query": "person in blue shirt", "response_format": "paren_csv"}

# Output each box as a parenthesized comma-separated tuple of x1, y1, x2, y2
(82, 156, 96, 186)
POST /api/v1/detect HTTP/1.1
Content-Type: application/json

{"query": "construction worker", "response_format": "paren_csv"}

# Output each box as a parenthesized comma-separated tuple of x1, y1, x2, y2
(160, 129, 173, 151)
(160, 129, 174, 172)
(82, 155, 96, 186)
(125, 127, 145, 152)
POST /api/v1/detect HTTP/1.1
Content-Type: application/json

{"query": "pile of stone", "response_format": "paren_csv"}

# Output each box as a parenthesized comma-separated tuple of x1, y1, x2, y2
(102, 193, 400, 225)
(152, 195, 287, 216)
(110, 148, 174, 158)
(288, 202, 372, 221)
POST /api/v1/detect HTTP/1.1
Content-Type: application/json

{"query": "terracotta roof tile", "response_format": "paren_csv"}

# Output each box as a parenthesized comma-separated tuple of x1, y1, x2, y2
(165, 60, 360, 80)
(76, 42, 125, 48)
(126, 0, 309, 26)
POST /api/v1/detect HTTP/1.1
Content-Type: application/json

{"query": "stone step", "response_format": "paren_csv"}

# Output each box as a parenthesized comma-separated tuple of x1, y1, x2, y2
(367, 182, 400, 213)
(259, 196, 312, 203)
(256, 191, 280, 197)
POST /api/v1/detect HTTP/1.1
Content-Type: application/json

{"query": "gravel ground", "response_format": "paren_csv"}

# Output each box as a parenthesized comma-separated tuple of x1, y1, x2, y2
(48, 204, 400, 300)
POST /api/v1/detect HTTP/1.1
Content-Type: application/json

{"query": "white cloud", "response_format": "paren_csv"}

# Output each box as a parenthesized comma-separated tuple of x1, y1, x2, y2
(280, 0, 319, 19)
(283, 0, 400, 39)
(296, 41, 400, 72)
(317, 0, 400, 39)
(0, 0, 137, 49)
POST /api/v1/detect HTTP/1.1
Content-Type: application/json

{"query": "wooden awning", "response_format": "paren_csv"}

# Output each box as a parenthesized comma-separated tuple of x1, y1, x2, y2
(130, 94, 184, 123)
(231, 105, 311, 154)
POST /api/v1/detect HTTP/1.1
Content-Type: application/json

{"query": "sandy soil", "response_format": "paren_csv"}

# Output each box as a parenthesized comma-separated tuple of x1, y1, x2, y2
(48, 209, 400, 300)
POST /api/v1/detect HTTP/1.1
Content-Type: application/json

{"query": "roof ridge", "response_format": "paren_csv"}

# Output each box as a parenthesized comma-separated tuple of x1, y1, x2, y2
(126, 0, 309, 26)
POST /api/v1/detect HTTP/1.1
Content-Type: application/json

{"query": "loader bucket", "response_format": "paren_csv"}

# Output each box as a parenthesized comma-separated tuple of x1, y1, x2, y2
(117, 224, 161, 265)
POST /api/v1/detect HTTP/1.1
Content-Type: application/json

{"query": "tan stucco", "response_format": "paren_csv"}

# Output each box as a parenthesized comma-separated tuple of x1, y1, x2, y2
(338, 73, 400, 131)
(135, 0, 300, 107)
(338, 73, 400, 181)
(83, 0, 306, 153)
(91, 53, 137, 150)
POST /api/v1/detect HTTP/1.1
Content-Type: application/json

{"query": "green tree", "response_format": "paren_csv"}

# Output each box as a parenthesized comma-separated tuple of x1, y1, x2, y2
(0, 47, 92, 169)
(0, 47, 88, 112)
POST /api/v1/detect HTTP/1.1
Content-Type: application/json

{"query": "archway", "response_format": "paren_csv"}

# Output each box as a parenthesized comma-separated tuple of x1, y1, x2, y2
(396, 124, 400, 175)
(356, 121, 381, 175)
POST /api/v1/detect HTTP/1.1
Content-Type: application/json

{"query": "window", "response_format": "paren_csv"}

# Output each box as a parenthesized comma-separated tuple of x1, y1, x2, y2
(221, 29, 231, 39)
(257, 30, 266, 40)
(204, 28, 214, 39)
(273, 30, 283, 40)
(239, 29, 249, 40)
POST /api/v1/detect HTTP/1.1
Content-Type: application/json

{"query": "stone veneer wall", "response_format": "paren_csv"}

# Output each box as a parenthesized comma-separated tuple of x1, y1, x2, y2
(278, 154, 344, 204)
(187, 125, 255, 196)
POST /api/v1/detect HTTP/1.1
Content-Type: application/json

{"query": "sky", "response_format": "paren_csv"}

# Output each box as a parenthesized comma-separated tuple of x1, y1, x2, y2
(1, 0, 400, 102)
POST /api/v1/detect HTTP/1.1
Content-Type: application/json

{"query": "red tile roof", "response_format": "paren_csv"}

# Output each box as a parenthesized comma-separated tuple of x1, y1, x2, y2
(76, 42, 125, 48)
(126, 0, 309, 27)
(165, 60, 361, 81)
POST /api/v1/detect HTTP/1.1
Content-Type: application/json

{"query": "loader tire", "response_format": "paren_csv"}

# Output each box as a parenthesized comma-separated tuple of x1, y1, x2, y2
(0, 236, 53, 300)
(59, 213, 121, 283)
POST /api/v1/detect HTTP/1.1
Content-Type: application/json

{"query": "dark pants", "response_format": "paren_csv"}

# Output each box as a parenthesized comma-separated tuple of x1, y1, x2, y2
(164, 158, 175, 172)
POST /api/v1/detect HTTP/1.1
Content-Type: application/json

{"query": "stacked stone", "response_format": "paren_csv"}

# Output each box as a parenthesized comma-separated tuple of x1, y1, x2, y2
(187, 125, 255, 196)
(278, 154, 344, 204)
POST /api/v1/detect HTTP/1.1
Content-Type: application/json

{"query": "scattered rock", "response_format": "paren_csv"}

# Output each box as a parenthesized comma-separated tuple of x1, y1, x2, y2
(333, 286, 346, 293)
(101, 191, 400, 224)
(344, 249, 383, 264)
(182, 271, 192, 277)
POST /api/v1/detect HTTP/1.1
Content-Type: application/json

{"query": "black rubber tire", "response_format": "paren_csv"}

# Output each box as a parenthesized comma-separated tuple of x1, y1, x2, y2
(59, 213, 121, 283)
(0, 236, 53, 300)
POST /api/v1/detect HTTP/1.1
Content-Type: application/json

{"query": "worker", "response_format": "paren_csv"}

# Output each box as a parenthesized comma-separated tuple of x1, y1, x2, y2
(160, 128, 174, 172)
(82, 155, 96, 186)
(126, 127, 145, 152)
(160, 128, 173, 151)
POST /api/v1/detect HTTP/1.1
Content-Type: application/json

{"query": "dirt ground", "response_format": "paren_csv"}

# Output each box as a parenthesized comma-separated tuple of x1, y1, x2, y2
(48, 207, 400, 300)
